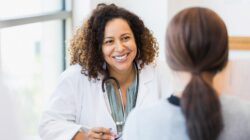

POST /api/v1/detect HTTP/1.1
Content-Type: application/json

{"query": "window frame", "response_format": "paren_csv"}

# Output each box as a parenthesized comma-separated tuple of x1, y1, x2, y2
(0, 1, 72, 139)
(0, 0, 72, 71)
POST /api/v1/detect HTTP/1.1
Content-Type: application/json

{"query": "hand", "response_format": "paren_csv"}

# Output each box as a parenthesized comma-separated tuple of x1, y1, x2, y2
(87, 127, 115, 140)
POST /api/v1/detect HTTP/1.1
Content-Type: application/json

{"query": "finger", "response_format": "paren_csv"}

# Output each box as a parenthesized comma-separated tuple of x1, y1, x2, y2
(87, 130, 96, 139)
(90, 131, 111, 140)
(101, 135, 112, 140)
(88, 128, 112, 140)
(92, 127, 111, 134)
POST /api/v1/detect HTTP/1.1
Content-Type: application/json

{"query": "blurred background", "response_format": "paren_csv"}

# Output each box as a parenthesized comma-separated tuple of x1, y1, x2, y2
(0, 0, 250, 139)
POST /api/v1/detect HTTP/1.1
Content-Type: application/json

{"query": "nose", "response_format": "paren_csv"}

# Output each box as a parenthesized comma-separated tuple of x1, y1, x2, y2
(114, 41, 124, 52)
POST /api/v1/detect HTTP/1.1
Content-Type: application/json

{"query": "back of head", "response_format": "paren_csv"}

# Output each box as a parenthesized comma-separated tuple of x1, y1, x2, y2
(166, 7, 228, 140)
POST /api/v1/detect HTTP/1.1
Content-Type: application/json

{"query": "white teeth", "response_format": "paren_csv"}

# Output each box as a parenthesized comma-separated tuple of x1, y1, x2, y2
(113, 54, 127, 61)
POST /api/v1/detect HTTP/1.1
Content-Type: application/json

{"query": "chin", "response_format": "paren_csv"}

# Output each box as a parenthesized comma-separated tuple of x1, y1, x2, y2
(115, 63, 133, 72)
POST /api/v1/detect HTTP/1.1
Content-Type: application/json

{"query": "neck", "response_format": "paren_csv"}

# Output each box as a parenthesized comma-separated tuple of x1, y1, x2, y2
(173, 72, 217, 98)
(108, 65, 135, 86)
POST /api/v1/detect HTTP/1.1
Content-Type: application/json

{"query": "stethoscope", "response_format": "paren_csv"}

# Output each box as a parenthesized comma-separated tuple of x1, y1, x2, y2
(101, 62, 139, 139)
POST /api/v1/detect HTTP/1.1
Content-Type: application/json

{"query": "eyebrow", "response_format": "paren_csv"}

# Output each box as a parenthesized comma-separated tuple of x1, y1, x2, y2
(103, 37, 114, 41)
(121, 33, 132, 36)
(103, 33, 132, 40)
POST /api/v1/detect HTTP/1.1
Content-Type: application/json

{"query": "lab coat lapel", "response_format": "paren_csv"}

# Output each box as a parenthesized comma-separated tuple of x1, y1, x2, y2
(97, 81, 117, 131)
(96, 75, 112, 115)
(135, 65, 154, 107)
(100, 84, 112, 114)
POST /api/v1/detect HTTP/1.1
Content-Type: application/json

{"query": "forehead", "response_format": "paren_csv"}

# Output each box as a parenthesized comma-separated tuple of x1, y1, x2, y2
(104, 18, 133, 36)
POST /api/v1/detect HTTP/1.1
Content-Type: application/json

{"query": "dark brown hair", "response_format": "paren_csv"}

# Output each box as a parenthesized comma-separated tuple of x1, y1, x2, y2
(69, 3, 158, 80)
(166, 7, 228, 140)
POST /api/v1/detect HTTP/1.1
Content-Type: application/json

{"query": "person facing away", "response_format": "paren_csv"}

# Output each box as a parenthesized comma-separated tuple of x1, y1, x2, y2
(38, 3, 172, 140)
(123, 7, 250, 140)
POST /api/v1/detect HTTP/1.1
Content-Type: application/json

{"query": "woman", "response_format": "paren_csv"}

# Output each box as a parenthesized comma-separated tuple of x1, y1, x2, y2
(38, 3, 172, 140)
(123, 7, 250, 140)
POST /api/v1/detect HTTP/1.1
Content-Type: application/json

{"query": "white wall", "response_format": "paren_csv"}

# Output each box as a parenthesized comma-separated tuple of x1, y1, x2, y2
(72, 0, 91, 29)
(0, 33, 2, 78)
(168, 0, 250, 36)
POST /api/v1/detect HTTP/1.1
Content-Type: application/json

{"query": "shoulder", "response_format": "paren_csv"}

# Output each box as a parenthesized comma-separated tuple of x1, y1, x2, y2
(220, 95, 250, 118)
(54, 64, 89, 92)
(219, 95, 250, 139)
(124, 100, 184, 139)
(58, 64, 97, 84)
(60, 64, 83, 80)
(51, 64, 84, 94)
(48, 64, 96, 106)
(127, 99, 180, 125)
(124, 102, 161, 139)
(220, 95, 250, 113)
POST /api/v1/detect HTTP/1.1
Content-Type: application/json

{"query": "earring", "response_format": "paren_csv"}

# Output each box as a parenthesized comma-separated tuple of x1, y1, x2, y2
(136, 49, 141, 59)
(102, 62, 107, 70)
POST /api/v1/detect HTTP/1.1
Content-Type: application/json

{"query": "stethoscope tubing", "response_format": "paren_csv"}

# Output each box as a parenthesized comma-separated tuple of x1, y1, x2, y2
(102, 76, 126, 122)
(101, 62, 139, 121)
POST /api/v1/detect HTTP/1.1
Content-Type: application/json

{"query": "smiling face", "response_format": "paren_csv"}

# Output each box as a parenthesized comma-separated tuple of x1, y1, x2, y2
(102, 18, 137, 74)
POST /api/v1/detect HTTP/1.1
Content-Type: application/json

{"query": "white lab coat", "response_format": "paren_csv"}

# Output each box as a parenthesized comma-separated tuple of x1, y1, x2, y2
(38, 61, 173, 140)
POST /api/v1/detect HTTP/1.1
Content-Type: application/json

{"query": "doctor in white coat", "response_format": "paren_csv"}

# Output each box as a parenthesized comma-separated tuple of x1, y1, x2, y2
(38, 3, 172, 140)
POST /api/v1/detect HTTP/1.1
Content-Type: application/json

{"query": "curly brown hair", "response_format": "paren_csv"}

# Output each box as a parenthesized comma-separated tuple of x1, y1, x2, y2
(69, 3, 158, 80)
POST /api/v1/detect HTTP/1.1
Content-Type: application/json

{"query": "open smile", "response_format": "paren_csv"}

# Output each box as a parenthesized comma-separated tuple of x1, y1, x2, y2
(112, 53, 129, 62)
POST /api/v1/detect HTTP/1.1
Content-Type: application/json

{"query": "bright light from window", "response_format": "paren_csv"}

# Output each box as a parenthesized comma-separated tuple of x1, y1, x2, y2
(0, 1, 72, 139)
(0, 20, 63, 138)
(0, 0, 62, 19)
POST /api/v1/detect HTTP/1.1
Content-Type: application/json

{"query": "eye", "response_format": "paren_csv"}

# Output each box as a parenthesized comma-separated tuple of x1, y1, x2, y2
(122, 36, 130, 42)
(104, 40, 114, 45)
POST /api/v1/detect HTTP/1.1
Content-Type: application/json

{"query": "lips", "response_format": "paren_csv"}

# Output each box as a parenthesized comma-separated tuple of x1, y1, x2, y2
(112, 53, 129, 62)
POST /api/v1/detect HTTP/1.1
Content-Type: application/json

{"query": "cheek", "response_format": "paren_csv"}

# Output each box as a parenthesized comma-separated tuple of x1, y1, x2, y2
(102, 46, 112, 58)
(126, 40, 137, 51)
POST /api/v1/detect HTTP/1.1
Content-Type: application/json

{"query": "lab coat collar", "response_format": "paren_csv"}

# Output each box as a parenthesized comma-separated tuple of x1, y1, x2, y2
(139, 63, 155, 84)
(98, 62, 156, 110)
(135, 63, 156, 107)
